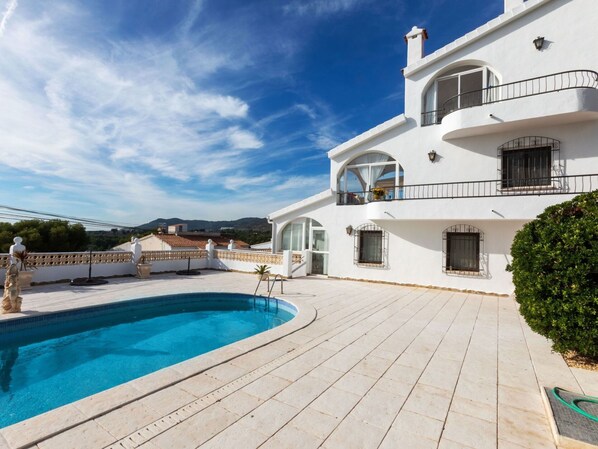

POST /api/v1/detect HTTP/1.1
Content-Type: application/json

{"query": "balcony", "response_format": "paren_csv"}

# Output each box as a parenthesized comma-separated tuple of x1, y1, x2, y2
(422, 70, 598, 140)
(336, 173, 598, 220)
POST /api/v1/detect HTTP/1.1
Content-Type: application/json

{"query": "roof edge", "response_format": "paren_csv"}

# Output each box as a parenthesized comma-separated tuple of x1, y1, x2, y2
(403, 0, 552, 78)
(327, 114, 407, 159)
(268, 189, 334, 221)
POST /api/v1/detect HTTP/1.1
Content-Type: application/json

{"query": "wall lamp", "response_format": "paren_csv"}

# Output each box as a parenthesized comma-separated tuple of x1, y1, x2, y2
(533, 36, 545, 51)
(428, 150, 437, 162)
(346, 225, 353, 236)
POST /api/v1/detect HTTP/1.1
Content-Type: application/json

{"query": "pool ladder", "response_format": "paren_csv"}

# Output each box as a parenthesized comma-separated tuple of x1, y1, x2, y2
(253, 274, 283, 307)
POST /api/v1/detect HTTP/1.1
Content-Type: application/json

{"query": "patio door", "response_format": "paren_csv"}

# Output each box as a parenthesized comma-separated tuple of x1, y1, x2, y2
(310, 224, 328, 275)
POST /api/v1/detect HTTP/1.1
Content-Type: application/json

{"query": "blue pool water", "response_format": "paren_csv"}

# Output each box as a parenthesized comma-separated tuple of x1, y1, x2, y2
(0, 293, 294, 428)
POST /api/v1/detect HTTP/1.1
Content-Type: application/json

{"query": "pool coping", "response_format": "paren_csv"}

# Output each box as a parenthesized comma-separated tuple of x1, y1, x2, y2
(0, 294, 317, 449)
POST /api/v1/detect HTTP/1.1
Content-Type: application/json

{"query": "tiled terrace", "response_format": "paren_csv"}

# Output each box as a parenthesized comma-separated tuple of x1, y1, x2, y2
(2, 271, 597, 449)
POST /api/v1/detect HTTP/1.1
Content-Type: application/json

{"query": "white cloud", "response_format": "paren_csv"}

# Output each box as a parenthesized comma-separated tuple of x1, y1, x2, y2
(227, 127, 263, 150)
(284, 0, 367, 17)
(0, 0, 17, 37)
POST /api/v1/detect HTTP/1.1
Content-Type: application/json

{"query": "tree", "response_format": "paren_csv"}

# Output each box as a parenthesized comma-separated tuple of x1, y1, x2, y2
(0, 220, 90, 252)
(508, 191, 598, 357)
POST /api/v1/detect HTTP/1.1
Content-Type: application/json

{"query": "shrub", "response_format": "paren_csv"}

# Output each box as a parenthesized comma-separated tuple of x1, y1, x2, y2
(508, 190, 598, 357)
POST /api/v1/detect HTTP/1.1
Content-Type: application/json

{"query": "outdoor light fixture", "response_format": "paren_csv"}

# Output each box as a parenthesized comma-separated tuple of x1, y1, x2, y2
(533, 36, 545, 50)
(346, 225, 353, 236)
(428, 150, 437, 162)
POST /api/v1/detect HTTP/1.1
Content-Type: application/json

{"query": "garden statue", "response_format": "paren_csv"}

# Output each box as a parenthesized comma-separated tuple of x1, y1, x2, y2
(2, 264, 22, 314)
(131, 237, 142, 263)
(8, 237, 25, 266)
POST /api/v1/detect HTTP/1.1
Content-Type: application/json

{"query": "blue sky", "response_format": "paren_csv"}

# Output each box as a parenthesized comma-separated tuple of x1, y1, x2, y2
(0, 0, 502, 226)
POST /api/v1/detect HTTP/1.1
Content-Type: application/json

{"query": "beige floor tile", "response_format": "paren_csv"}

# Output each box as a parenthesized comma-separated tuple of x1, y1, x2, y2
(403, 383, 453, 421)
(274, 374, 330, 409)
(177, 373, 223, 397)
(150, 403, 239, 449)
(438, 437, 478, 449)
(442, 411, 497, 449)
(241, 374, 291, 400)
(196, 421, 267, 449)
(260, 424, 323, 449)
(450, 395, 496, 423)
(219, 390, 264, 416)
(37, 421, 115, 449)
(139, 385, 197, 416)
(308, 364, 345, 383)
(384, 362, 423, 385)
(309, 387, 362, 419)
(239, 399, 299, 436)
(289, 407, 340, 440)
(498, 404, 555, 449)
(389, 410, 444, 442)
(498, 384, 545, 414)
(349, 387, 407, 429)
(333, 371, 377, 396)
(322, 415, 386, 449)
(95, 401, 164, 440)
(352, 355, 394, 379)
(204, 362, 249, 383)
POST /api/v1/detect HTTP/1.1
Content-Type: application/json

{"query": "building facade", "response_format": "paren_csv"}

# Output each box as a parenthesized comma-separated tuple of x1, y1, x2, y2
(268, 0, 598, 294)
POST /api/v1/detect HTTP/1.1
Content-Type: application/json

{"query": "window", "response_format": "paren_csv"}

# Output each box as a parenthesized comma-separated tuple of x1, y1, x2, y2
(446, 233, 479, 272)
(423, 65, 499, 125)
(359, 231, 383, 264)
(354, 224, 388, 267)
(337, 152, 404, 204)
(442, 225, 484, 276)
(498, 137, 560, 189)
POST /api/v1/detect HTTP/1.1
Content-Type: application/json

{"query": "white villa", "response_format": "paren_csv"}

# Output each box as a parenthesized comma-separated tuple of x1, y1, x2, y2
(268, 0, 598, 295)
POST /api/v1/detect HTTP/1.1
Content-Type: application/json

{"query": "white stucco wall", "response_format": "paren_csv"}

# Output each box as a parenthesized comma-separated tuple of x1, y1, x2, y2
(269, 0, 598, 295)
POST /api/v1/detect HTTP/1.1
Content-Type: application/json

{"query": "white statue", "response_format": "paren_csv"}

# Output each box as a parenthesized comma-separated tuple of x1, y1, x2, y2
(227, 239, 235, 250)
(131, 238, 142, 263)
(9, 237, 25, 266)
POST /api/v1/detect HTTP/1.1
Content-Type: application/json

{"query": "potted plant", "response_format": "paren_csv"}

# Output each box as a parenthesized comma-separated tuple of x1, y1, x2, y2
(136, 255, 152, 279)
(12, 250, 36, 290)
(254, 264, 271, 281)
(371, 187, 385, 200)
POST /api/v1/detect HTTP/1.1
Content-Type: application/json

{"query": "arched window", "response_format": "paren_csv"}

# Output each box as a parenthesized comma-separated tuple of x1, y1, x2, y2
(423, 65, 499, 125)
(337, 152, 404, 204)
(442, 224, 485, 276)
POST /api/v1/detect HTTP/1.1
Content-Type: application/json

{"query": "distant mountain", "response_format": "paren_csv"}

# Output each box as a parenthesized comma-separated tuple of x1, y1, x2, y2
(137, 217, 270, 232)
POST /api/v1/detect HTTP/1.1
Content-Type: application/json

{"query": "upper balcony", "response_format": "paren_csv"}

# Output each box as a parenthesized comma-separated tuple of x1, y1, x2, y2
(336, 173, 598, 221)
(422, 70, 598, 140)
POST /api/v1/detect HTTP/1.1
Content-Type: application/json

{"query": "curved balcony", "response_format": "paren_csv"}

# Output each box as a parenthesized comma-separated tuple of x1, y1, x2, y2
(421, 70, 598, 140)
(337, 173, 598, 220)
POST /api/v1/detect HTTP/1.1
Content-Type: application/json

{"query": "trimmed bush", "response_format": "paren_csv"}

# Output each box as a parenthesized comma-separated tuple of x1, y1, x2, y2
(509, 190, 598, 357)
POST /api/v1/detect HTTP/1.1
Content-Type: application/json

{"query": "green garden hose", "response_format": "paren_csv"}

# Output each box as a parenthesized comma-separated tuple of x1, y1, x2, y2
(552, 386, 598, 423)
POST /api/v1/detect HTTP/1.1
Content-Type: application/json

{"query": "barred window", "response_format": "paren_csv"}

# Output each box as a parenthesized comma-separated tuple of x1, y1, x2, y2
(354, 224, 388, 267)
(498, 137, 560, 189)
(359, 231, 383, 264)
(446, 232, 479, 272)
(443, 224, 484, 276)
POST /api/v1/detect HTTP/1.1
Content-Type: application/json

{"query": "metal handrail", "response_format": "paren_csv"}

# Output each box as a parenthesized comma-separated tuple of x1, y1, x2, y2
(337, 173, 598, 204)
(422, 69, 598, 126)
(268, 274, 283, 299)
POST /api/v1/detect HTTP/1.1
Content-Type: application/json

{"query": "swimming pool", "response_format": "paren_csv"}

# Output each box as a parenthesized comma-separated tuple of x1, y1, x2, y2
(0, 293, 295, 428)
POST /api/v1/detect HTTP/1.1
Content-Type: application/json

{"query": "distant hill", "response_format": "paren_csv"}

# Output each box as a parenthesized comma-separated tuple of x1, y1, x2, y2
(138, 217, 270, 232)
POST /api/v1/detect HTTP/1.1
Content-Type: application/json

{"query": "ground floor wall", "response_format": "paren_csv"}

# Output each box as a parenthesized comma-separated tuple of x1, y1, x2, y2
(324, 219, 526, 295)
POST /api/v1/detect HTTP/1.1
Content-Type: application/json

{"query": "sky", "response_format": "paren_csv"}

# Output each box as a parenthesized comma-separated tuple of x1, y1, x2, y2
(0, 0, 503, 227)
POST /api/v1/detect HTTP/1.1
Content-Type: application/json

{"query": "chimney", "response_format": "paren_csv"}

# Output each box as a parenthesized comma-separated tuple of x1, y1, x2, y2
(404, 26, 428, 66)
(504, 0, 525, 11)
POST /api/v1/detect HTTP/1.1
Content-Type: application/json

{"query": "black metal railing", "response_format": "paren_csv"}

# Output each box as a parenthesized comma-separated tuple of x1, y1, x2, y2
(337, 173, 598, 205)
(422, 69, 598, 126)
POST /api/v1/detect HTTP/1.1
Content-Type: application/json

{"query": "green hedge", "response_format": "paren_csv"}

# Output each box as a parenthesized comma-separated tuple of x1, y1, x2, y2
(509, 190, 598, 356)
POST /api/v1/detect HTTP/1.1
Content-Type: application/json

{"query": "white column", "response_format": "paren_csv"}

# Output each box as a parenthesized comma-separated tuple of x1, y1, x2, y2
(282, 250, 293, 278)
(206, 239, 215, 269)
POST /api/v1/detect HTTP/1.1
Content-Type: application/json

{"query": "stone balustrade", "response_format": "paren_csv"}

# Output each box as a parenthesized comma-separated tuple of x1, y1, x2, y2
(141, 250, 207, 262)
(213, 249, 283, 265)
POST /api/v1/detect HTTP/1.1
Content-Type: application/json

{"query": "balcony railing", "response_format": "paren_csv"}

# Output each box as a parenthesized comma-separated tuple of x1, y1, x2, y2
(337, 173, 598, 205)
(422, 69, 598, 126)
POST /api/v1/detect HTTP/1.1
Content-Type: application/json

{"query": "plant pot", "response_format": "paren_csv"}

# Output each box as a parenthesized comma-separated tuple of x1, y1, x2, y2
(136, 263, 152, 279)
(18, 270, 34, 290)
(258, 274, 269, 281)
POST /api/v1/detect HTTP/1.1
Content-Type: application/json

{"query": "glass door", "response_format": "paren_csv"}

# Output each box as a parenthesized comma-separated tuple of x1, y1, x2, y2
(310, 227, 328, 275)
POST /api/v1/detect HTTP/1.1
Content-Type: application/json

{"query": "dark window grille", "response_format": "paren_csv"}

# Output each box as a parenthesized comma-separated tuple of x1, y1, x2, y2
(359, 231, 383, 264)
(442, 224, 484, 276)
(446, 233, 479, 272)
(498, 136, 560, 189)
(354, 224, 388, 267)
